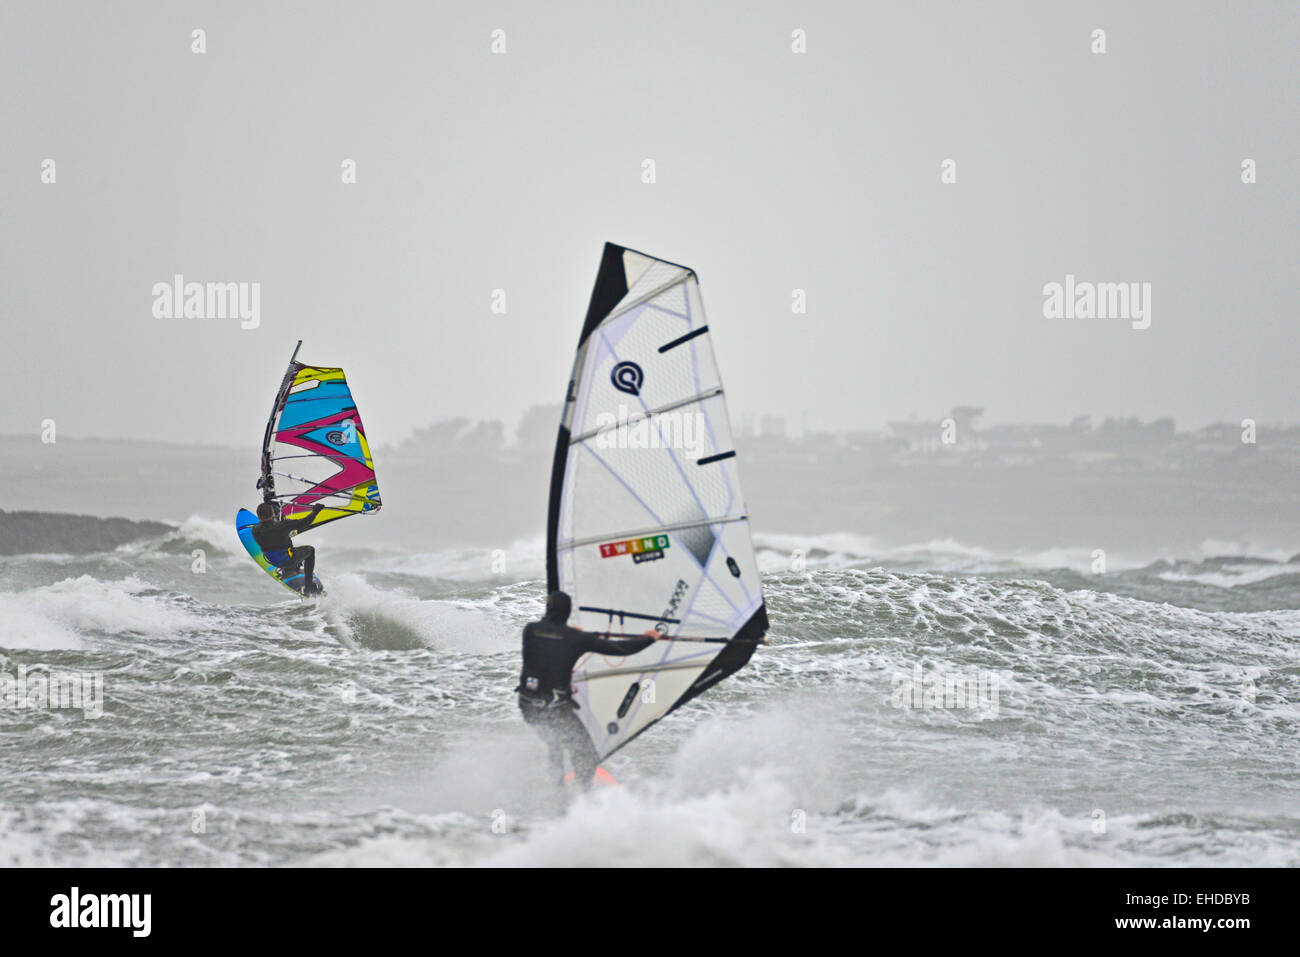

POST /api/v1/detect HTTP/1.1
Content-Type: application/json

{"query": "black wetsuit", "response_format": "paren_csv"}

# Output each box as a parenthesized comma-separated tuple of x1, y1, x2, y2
(517, 616, 654, 786)
(251, 505, 322, 584)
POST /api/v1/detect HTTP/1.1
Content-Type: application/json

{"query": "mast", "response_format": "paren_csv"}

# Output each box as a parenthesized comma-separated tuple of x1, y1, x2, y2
(258, 340, 303, 506)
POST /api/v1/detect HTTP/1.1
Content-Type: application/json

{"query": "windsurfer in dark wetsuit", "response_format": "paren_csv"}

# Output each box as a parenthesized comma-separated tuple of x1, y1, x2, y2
(517, 590, 659, 788)
(251, 501, 324, 594)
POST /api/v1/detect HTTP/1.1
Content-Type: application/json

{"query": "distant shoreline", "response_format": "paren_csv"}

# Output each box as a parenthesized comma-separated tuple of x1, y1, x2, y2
(1, 427, 1296, 558)
(0, 510, 175, 556)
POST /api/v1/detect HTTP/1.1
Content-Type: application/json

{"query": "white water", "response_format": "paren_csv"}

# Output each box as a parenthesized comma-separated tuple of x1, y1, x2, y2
(2, 520, 1299, 866)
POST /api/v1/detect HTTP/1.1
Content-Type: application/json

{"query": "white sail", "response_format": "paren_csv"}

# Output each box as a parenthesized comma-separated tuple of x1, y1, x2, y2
(546, 243, 768, 760)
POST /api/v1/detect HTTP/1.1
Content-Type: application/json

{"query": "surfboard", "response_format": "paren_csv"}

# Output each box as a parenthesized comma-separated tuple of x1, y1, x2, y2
(235, 508, 324, 597)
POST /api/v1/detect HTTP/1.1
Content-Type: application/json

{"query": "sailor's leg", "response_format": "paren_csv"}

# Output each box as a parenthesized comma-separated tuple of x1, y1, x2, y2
(296, 545, 316, 583)
(520, 701, 569, 784)
(558, 708, 599, 789)
(545, 731, 568, 784)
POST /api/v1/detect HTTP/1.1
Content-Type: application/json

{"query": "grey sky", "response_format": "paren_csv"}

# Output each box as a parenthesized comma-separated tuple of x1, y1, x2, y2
(1, 1, 1296, 447)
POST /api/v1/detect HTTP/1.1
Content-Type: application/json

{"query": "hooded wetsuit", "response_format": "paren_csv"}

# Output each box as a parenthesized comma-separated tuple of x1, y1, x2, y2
(251, 504, 322, 578)
(517, 603, 654, 787)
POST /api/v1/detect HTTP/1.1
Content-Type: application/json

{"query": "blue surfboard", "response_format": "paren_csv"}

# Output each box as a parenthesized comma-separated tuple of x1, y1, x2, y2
(236, 509, 324, 597)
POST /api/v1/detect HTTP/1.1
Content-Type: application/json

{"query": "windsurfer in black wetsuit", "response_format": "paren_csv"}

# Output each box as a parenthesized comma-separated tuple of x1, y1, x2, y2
(517, 590, 660, 788)
(251, 501, 324, 594)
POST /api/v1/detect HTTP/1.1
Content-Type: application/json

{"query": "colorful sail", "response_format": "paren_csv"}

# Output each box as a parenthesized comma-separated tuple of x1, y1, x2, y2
(546, 243, 768, 761)
(258, 341, 381, 528)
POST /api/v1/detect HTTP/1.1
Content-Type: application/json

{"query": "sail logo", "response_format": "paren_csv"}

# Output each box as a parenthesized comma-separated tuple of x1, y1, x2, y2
(611, 361, 644, 396)
(151, 274, 261, 329)
(600, 535, 670, 563)
(1042, 274, 1152, 330)
(654, 578, 690, 635)
(49, 887, 151, 937)
(322, 420, 357, 446)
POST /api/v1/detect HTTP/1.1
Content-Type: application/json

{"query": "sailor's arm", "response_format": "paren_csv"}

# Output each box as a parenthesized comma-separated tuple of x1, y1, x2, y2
(287, 503, 325, 532)
(576, 629, 659, 656)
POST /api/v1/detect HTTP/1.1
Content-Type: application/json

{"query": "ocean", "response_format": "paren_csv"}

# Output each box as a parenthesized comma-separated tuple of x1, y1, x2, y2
(2, 515, 1298, 867)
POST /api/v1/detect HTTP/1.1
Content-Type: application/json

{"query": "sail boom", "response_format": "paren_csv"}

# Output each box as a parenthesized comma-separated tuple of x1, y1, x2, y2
(572, 660, 717, 681)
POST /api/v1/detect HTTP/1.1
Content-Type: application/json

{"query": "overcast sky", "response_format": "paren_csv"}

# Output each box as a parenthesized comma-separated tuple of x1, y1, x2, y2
(1, 1, 1296, 448)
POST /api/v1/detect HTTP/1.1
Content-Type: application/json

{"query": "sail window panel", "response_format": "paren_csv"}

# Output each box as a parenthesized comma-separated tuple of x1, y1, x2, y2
(567, 540, 730, 636)
(577, 664, 705, 751)
(562, 437, 743, 546)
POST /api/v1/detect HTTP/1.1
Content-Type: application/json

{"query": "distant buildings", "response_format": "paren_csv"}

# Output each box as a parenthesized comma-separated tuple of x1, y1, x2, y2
(379, 405, 1298, 473)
